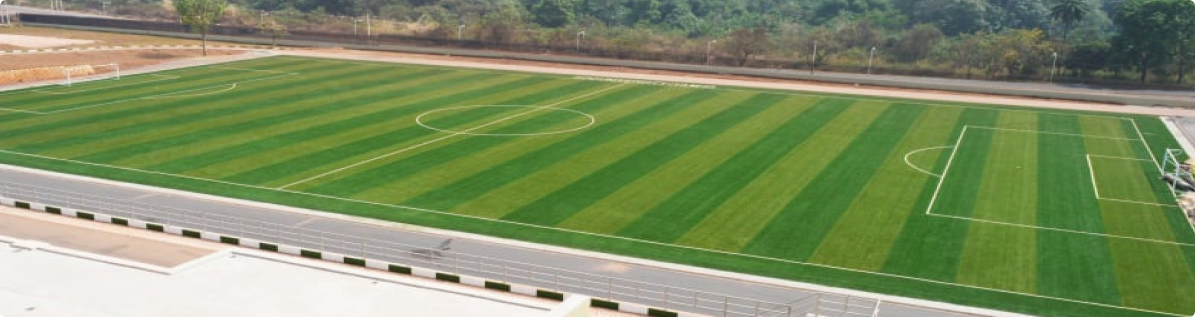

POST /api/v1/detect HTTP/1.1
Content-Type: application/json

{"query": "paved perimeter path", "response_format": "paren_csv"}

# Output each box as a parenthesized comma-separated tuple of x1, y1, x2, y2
(0, 165, 1010, 317)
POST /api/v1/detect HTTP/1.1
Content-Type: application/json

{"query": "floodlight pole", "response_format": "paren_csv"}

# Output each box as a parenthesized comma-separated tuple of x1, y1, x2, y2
(365, 14, 371, 44)
(576, 30, 585, 52)
(101, 1, 109, 15)
(1049, 51, 1058, 82)
(810, 40, 818, 75)
(457, 24, 465, 42)
(706, 40, 717, 66)
(867, 46, 876, 75)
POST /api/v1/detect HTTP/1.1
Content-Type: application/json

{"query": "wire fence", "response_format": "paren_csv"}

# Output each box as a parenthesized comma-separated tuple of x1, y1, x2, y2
(0, 179, 887, 317)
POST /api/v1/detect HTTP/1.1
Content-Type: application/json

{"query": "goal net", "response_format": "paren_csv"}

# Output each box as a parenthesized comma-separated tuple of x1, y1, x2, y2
(63, 63, 120, 86)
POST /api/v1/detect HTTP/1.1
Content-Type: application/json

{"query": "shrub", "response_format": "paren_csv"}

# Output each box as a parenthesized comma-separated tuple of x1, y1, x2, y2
(435, 273, 460, 283)
(536, 290, 564, 301)
(300, 250, 321, 259)
(591, 299, 619, 310)
(484, 281, 511, 292)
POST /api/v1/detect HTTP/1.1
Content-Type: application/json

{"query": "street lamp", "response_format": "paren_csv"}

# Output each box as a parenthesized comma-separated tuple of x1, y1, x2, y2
(706, 39, 717, 66)
(867, 46, 876, 75)
(458, 24, 466, 42)
(576, 30, 586, 52)
(1050, 51, 1058, 82)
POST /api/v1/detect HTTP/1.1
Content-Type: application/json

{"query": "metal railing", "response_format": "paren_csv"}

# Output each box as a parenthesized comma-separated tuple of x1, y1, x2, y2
(0, 179, 881, 317)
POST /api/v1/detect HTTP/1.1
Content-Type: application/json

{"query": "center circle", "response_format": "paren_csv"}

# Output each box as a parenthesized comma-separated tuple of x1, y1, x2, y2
(416, 105, 596, 137)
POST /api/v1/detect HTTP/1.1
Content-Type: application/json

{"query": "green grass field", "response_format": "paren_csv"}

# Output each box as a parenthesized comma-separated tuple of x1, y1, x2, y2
(1, 56, 1192, 317)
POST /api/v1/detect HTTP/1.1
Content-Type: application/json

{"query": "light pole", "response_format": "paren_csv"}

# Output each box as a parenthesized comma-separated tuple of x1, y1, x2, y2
(353, 19, 362, 39)
(706, 40, 717, 66)
(576, 30, 585, 52)
(867, 46, 876, 75)
(457, 24, 466, 42)
(101, 1, 109, 15)
(810, 40, 818, 74)
(1050, 51, 1058, 82)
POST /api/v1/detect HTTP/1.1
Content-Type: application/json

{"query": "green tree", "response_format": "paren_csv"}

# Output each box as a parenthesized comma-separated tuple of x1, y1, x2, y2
(1112, 0, 1192, 82)
(530, 0, 575, 28)
(175, 0, 227, 56)
(1049, 0, 1090, 41)
(724, 28, 771, 66)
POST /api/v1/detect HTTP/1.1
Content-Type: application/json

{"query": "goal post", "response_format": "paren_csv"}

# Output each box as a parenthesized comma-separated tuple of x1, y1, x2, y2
(62, 63, 120, 86)
(1161, 148, 1194, 197)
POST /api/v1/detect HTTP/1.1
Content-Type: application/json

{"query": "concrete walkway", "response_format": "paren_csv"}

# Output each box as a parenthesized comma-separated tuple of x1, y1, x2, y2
(0, 206, 562, 317)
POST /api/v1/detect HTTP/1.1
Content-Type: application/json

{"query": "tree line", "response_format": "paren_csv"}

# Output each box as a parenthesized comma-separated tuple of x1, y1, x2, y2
(16, 0, 1195, 85)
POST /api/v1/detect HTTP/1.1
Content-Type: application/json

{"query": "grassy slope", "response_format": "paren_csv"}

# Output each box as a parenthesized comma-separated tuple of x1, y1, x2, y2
(0, 56, 1192, 317)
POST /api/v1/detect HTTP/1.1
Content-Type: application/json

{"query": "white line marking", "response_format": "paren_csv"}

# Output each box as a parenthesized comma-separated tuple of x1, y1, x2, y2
(1087, 154, 1153, 161)
(32, 74, 179, 95)
(1098, 197, 1180, 208)
(40, 72, 296, 114)
(1087, 154, 1102, 199)
(928, 213, 1192, 246)
(143, 84, 238, 99)
(967, 126, 1140, 141)
(1130, 118, 1163, 172)
(903, 146, 952, 177)
(923, 126, 968, 215)
(277, 84, 625, 189)
(0, 149, 1189, 316)
(1087, 154, 1179, 207)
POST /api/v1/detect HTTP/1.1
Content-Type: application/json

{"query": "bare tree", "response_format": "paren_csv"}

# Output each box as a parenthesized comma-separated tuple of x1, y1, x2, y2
(725, 28, 772, 66)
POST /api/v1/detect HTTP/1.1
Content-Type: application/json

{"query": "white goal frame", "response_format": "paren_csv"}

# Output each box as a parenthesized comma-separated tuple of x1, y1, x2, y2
(63, 63, 120, 86)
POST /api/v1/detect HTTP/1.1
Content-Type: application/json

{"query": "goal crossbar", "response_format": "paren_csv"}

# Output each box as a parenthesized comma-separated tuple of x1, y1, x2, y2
(63, 63, 120, 86)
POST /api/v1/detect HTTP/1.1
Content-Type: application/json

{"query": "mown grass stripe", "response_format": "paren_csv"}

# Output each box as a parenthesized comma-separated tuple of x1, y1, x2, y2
(739, 104, 924, 260)
(145, 75, 543, 174)
(614, 98, 852, 242)
(14, 64, 411, 156)
(309, 85, 658, 198)
(448, 91, 756, 220)
(557, 97, 817, 234)
(73, 68, 452, 163)
(807, 106, 964, 271)
(1034, 114, 1121, 304)
(0, 57, 301, 107)
(341, 87, 684, 203)
(674, 101, 889, 251)
(1084, 119, 1195, 313)
(955, 112, 1039, 294)
(12, 59, 309, 113)
(114, 70, 503, 169)
(402, 89, 722, 211)
(0, 61, 351, 146)
(224, 80, 606, 186)
(879, 107, 998, 282)
(500, 93, 782, 225)
(179, 75, 553, 179)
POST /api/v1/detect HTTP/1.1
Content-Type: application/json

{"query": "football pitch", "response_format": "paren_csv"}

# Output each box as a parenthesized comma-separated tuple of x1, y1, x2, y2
(0, 56, 1192, 317)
